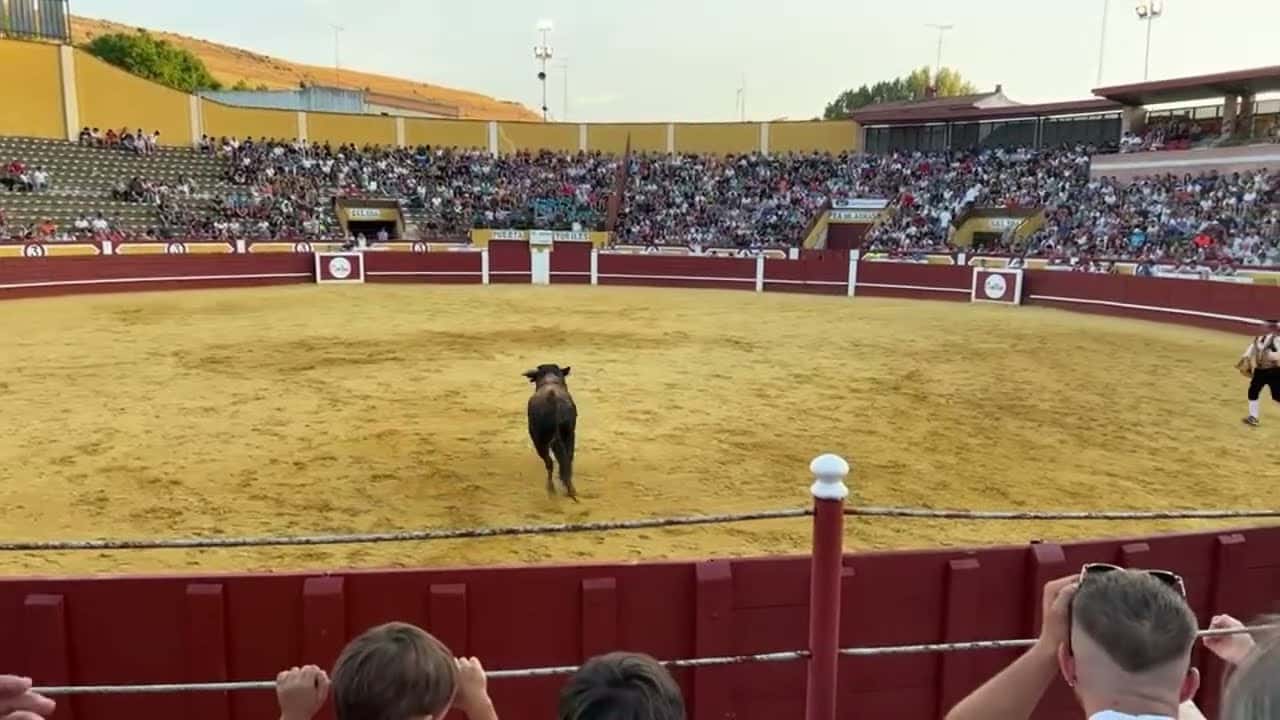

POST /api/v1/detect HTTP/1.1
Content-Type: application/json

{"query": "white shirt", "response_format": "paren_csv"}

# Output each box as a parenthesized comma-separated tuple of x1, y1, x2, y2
(1089, 712, 1174, 720)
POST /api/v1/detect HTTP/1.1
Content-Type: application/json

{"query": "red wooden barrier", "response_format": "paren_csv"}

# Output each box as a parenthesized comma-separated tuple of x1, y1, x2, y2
(597, 253, 756, 290)
(855, 262, 971, 302)
(364, 249, 484, 284)
(550, 242, 593, 284)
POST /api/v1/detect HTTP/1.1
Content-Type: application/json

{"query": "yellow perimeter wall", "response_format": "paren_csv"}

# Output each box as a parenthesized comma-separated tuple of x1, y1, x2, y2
(587, 124, 668, 154)
(75, 50, 193, 145)
(0, 40, 63, 139)
(307, 112, 396, 147)
(497, 122, 578, 154)
(771, 121, 857, 155)
(2, 39, 860, 154)
(675, 123, 760, 155)
(405, 118, 488, 149)
(201, 100, 296, 141)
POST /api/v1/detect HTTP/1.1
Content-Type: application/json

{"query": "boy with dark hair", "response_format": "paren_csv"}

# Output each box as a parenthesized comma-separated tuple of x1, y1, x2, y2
(558, 652, 685, 720)
(276, 621, 497, 720)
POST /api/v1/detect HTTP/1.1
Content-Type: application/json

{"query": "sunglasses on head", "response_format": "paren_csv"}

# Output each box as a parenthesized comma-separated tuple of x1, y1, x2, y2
(1079, 562, 1186, 597)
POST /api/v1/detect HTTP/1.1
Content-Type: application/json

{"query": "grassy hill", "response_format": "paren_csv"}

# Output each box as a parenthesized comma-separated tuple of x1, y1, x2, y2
(70, 15, 539, 121)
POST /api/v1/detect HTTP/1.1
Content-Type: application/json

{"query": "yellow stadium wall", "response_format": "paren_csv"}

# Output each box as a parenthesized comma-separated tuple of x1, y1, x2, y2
(497, 122, 579, 154)
(405, 118, 488, 149)
(587, 124, 667, 154)
(0, 40, 64, 139)
(74, 50, 193, 146)
(770, 121, 859, 154)
(307, 112, 396, 147)
(674, 123, 760, 155)
(201, 100, 297, 141)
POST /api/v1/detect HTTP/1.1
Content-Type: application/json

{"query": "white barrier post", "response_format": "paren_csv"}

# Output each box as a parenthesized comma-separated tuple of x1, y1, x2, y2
(806, 453, 850, 720)
(481, 248, 490, 286)
(755, 254, 765, 293)
(590, 248, 599, 286)
(847, 250, 859, 297)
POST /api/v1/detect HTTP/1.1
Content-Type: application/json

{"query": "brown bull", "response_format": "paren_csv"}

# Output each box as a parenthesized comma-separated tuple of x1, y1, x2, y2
(524, 364, 578, 501)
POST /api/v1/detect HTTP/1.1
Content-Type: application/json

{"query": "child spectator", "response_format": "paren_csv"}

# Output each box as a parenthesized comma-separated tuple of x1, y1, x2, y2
(275, 621, 497, 720)
(558, 652, 685, 720)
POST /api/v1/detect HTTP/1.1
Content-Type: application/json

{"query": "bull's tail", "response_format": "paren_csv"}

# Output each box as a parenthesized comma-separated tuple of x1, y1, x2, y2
(550, 422, 576, 501)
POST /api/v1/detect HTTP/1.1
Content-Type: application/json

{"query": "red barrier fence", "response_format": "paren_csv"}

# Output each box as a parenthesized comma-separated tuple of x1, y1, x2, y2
(4, 518, 1278, 720)
(0, 246, 1272, 335)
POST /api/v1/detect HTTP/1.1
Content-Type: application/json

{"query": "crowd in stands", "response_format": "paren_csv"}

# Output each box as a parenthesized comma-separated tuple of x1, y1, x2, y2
(79, 126, 162, 155)
(0, 159, 49, 193)
(4, 570, 1276, 720)
(6, 131, 1280, 266)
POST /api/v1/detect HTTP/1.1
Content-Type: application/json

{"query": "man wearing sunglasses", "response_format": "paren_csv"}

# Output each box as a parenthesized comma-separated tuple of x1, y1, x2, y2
(946, 565, 1200, 720)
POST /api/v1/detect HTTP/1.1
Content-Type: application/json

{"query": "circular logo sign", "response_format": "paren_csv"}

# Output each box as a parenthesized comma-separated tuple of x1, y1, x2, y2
(411, 241, 428, 254)
(166, 242, 187, 254)
(983, 273, 1008, 300)
(22, 243, 46, 257)
(294, 241, 313, 253)
(328, 256, 353, 279)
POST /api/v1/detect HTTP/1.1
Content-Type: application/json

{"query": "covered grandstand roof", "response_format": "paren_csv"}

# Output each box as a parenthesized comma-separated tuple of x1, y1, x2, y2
(1092, 66, 1280, 105)
(853, 95, 1123, 126)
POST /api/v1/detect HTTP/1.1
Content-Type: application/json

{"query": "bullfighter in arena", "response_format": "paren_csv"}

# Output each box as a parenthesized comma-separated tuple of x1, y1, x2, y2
(1237, 320, 1280, 426)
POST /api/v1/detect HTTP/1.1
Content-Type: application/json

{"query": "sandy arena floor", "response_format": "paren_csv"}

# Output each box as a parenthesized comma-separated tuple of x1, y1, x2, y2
(0, 284, 1275, 576)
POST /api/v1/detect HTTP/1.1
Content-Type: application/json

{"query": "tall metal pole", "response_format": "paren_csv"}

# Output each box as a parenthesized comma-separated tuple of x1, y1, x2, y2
(534, 23, 554, 122)
(331, 25, 344, 88)
(1142, 16, 1153, 81)
(924, 24, 954, 84)
(1096, 0, 1109, 86)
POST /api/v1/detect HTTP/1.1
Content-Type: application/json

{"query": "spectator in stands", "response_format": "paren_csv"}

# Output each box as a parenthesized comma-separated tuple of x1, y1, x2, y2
(29, 166, 48, 193)
(558, 652, 685, 720)
(273, 621, 497, 720)
(0, 674, 55, 719)
(945, 568, 1199, 720)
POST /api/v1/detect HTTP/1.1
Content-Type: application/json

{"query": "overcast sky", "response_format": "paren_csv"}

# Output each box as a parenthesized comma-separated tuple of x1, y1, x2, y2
(71, 0, 1280, 122)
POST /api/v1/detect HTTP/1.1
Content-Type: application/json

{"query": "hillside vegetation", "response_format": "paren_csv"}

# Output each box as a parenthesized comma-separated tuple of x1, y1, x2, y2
(71, 15, 539, 121)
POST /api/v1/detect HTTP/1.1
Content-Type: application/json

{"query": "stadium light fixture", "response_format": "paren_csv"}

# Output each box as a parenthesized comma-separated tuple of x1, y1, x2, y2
(534, 21, 554, 121)
(1134, 0, 1163, 81)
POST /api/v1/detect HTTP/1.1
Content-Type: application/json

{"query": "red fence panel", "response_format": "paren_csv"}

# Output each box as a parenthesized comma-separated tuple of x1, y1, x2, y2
(763, 252, 847, 296)
(488, 240, 531, 284)
(550, 242, 593, 284)
(597, 254, 756, 290)
(0, 255, 313, 300)
(856, 261, 970, 302)
(364, 250, 484, 284)
(1024, 271, 1274, 334)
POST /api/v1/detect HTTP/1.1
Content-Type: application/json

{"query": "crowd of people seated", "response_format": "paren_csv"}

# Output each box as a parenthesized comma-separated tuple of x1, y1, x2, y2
(4, 570, 1276, 720)
(0, 159, 49, 193)
(78, 126, 162, 155)
(5, 132, 1280, 267)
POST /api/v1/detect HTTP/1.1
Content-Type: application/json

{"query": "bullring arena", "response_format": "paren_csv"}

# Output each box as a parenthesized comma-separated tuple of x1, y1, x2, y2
(3, 25, 1280, 720)
(1, 271, 1276, 576)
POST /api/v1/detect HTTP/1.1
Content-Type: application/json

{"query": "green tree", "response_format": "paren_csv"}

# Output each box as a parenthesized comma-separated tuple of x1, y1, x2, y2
(823, 66, 978, 120)
(83, 31, 222, 93)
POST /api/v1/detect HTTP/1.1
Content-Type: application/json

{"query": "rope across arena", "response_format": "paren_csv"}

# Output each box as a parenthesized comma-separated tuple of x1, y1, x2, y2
(13, 454, 1280, 720)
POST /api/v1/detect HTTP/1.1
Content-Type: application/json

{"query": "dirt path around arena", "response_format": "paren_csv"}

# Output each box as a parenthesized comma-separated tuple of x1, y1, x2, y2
(0, 284, 1274, 576)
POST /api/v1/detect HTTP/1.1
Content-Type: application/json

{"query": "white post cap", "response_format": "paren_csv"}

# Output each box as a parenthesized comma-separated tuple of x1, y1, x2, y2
(810, 453, 850, 501)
